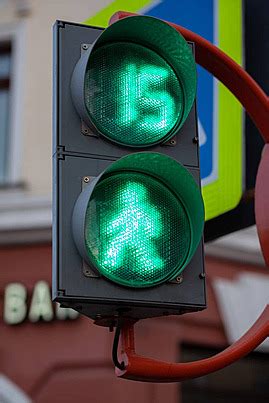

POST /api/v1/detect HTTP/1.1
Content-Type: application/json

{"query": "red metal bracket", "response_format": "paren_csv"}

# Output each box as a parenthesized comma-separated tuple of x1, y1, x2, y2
(109, 11, 269, 382)
(116, 307, 269, 382)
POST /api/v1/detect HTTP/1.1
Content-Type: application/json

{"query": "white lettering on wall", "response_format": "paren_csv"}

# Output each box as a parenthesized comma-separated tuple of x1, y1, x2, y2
(28, 281, 54, 322)
(4, 283, 27, 325)
(3, 281, 80, 325)
(55, 303, 79, 320)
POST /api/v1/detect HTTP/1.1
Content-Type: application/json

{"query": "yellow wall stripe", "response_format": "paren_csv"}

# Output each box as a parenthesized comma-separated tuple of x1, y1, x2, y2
(202, 0, 243, 220)
(84, 0, 151, 28)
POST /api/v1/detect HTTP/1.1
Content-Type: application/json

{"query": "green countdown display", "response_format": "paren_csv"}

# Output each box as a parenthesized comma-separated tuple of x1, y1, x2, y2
(85, 43, 183, 146)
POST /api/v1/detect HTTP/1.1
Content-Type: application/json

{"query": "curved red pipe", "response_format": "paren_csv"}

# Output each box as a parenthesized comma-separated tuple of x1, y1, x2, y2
(116, 306, 269, 382)
(109, 11, 269, 382)
(255, 144, 269, 266)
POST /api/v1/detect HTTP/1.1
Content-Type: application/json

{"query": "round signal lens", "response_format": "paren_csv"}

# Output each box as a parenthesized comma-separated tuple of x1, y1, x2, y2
(84, 171, 191, 287)
(85, 42, 183, 146)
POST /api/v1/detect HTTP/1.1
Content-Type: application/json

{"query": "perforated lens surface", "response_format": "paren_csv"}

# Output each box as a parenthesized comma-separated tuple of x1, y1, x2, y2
(85, 43, 183, 146)
(84, 172, 191, 288)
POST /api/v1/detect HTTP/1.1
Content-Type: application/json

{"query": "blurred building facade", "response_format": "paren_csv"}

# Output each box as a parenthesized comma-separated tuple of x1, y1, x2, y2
(0, 1, 268, 402)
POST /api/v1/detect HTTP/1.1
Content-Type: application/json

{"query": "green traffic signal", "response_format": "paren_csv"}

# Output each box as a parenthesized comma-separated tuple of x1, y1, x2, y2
(85, 172, 190, 287)
(71, 15, 197, 147)
(72, 153, 204, 288)
(54, 18, 206, 323)
(85, 43, 182, 146)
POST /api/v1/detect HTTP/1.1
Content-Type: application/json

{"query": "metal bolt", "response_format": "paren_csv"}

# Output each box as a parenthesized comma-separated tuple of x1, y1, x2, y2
(170, 139, 176, 145)
(82, 44, 89, 50)
(175, 275, 183, 284)
(199, 272, 206, 279)
(83, 176, 90, 183)
(193, 136, 199, 144)
(82, 128, 89, 134)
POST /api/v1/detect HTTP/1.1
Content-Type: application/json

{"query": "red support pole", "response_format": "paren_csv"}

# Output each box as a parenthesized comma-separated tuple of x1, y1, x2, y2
(255, 144, 269, 266)
(109, 11, 269, 383)
(116, 306, 269, 382)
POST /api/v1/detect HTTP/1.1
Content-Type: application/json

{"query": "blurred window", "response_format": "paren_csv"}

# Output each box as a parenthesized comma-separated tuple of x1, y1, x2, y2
(0, 41, 11, 184)
(181, 345, 269, 403)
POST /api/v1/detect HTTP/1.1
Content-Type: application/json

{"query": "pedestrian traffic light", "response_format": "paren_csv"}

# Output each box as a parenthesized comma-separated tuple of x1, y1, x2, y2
(53, 15, 206, 326)
(70, 15, 196, 148)
(72, 152, 204, 289)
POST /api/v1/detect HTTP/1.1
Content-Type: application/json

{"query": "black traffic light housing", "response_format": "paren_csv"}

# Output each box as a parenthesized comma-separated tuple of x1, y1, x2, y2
(53, 18, 206, 326)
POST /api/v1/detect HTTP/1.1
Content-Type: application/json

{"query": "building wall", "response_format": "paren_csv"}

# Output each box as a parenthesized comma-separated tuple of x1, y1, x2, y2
(1, 243, 268, 402)
(0, 0, 112, 196)
(0, 0, 116, 244)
